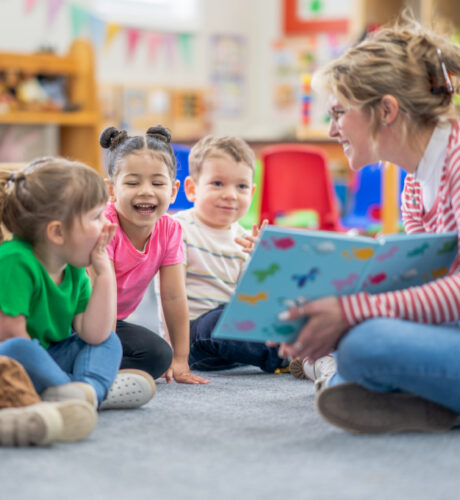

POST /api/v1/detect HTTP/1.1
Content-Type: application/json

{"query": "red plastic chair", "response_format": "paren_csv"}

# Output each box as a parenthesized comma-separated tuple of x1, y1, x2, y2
(259, 144, 340, 231)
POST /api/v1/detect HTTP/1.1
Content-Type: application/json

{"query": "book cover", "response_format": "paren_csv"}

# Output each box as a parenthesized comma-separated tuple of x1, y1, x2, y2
(212, 227, 458, 344)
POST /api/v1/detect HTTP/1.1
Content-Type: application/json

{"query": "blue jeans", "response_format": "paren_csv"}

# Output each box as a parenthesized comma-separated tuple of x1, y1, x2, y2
(0, 332, 122, 404)
(329, 318, 460, 414)
(189, 304, 284, 373)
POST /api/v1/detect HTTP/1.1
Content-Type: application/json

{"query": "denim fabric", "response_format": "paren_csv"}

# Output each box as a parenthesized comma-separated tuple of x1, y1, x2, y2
(0, 332, 122, 404)
(328, 318, 460, 414)
(116, 320, 173, 378)
(189, 304, 283, 373)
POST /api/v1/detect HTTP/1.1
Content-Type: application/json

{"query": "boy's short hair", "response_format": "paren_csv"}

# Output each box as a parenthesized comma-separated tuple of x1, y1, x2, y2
(188, 136, 256, 180)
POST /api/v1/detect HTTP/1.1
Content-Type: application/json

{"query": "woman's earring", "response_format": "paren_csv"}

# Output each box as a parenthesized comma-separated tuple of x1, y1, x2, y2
(382, 120, 387, 126)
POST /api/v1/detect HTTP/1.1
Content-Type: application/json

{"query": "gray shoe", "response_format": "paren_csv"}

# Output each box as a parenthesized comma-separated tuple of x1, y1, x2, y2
(289, 359, 307, 379)
(316, 382, 458, 434)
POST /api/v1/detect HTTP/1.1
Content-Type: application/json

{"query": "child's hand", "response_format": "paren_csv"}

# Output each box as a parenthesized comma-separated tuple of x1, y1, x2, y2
(90, 222, 117, 276)
(163, 367, 174, 384)
(235, 219, 268, 254)
(171, 358, 209, 384)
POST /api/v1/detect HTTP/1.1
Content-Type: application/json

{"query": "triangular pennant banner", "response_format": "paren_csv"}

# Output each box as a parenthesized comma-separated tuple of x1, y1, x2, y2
(105, 23, 122, 50)
(24, 0, 39, 14)
(70, 4, 89, 39)
(89, 14, 106, 50)
(162, 34, 175, 67)
(47, 0, 64, 26)
(126, 28, 142, 60)
(178, 33, 193, 66)
(146, 33, 161, 64)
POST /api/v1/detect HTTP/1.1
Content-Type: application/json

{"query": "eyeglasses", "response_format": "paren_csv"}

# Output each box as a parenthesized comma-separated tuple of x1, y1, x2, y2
(327, 107, 349, 123)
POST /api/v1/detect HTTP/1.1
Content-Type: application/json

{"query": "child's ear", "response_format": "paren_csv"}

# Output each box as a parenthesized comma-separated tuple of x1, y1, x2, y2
(184, 176, 197, 202)
(170, 180, 180, 203)
(251, 184, 257, 197)
(46, 220, 65, 245)
(104, 178, 116, 203)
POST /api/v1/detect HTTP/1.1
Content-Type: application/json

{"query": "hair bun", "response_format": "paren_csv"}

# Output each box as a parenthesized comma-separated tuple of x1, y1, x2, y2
(99, 127, 128, 149)
(146, 125, 171, 144)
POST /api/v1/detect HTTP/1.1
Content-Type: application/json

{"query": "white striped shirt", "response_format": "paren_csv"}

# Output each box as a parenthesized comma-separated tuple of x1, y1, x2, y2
(339, 120, 460, 326)
(173, 208, 248, 320)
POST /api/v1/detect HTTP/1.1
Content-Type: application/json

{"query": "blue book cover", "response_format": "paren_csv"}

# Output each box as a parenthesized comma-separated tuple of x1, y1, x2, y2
(212, 226, 458, 344)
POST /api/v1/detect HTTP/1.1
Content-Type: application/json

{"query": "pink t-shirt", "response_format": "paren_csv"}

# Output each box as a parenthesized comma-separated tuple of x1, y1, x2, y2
(105, 203, 184, 320)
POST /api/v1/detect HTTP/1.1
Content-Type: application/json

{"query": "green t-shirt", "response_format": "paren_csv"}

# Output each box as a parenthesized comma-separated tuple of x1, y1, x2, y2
(0, 238, 91, 348)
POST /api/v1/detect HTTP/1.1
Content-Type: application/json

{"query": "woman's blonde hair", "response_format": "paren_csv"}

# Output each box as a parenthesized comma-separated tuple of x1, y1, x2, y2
(312, 11, 460, 141)
(0, 157, 108, 244)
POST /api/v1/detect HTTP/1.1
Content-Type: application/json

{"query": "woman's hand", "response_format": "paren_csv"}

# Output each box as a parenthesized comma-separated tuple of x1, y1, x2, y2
(90, 222, 117, 276)
(278, 296, 349, 362)
(170, 357, 209, 385)
(235, 219, 268, 254)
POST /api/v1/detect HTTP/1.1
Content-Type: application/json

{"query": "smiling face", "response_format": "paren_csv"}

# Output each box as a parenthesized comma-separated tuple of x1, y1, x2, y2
(327, 96, 377, 171)
(109, 150, 179, 237)
(185, 153, 255, 229)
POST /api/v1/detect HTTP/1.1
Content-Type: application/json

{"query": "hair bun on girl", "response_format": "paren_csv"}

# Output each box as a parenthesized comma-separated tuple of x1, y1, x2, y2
(146, 125, 171, 144)
(99, 127, 128, 149)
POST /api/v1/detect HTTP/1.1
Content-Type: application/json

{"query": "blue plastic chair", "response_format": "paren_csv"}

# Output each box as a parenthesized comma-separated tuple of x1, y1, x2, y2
(169, 143, 193, 211)
(341, 163, 406, 230)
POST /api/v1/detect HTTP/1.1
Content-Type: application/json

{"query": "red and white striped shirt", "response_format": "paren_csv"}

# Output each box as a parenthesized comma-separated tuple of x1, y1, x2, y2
(339, 120, 460, 326)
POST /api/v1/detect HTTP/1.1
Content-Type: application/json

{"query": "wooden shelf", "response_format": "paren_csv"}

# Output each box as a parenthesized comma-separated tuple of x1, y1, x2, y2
(0, 40, 102, 173)
(0, 111, 99, 126)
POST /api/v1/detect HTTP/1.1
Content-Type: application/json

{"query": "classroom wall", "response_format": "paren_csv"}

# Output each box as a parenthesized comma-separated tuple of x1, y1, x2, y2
(0, 0, 286, 139)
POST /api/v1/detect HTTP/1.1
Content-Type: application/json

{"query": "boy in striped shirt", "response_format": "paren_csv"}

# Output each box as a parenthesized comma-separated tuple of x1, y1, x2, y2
(174, 136, 287, 373)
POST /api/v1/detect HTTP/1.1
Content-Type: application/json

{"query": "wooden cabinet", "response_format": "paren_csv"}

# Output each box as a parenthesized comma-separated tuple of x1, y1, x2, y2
(0, 40, 102, 173)
(354, 0, 460, 35)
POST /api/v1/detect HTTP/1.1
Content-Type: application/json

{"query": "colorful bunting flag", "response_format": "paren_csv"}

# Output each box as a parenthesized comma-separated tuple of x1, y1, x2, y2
(179, 33, 193, 66)
(105, 23, 122, 50)
(24, 0, 39, 14)
(69, 4, 89, 39)
(47, 0, 64, 26)
(146, 33, 162, 64)
(126, 28, 142, 61)
(89, 14, 106, 50)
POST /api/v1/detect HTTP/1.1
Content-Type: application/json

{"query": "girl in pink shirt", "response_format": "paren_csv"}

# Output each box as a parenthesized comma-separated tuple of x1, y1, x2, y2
(100, 125, 208, 385)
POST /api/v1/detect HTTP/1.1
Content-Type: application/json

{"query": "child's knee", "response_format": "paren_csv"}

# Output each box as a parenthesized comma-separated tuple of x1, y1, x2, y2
(0, 337, 39, 358)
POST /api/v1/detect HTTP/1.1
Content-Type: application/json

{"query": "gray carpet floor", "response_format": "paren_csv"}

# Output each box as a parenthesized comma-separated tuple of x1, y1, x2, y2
(1, 367, 460, 500)
(2, 285, 460, 499)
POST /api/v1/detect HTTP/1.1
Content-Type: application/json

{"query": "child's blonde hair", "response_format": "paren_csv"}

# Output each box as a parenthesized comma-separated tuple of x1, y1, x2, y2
(100, 125, 177, 181)
(0, 157, 107, 244)
(188, 136, 256, 180)
(312, 11, 460, 143)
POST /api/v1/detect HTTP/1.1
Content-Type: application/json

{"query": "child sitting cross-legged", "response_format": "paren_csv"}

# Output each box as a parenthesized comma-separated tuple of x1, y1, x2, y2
(0, 158, 155, 418)
(173, 136, 288, 373)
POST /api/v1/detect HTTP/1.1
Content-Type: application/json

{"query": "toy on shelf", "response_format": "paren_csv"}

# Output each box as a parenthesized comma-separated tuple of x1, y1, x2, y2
(300, 73, 312, 125)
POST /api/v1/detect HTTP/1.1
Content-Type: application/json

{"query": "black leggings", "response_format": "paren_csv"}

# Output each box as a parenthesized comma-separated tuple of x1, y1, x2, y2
(116, 320, 173, 379)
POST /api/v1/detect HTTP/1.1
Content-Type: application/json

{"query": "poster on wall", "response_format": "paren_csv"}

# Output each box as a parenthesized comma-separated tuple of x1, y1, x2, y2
(209, 34, 246, 118)
(283, 0, 352, 34)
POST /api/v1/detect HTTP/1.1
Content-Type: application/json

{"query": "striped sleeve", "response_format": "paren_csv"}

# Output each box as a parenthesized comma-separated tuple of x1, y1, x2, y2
(340, 135, 460, 327)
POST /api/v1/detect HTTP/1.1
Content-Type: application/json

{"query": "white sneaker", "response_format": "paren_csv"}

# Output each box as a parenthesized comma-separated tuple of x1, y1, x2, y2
(99, 369, 156, 410)
(0, 399, 97, 446)
(51, 400, 98, 442)
(41, 382, 98, 409)
(0, 402, 63, 447)
(302, 355, 336, 382)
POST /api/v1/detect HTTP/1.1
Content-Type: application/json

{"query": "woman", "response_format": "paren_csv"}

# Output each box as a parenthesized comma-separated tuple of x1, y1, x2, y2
(280, 14, 460, 434)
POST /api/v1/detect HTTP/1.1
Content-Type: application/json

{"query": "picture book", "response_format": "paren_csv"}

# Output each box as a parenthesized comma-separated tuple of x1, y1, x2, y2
(212, 226, 458, 344)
